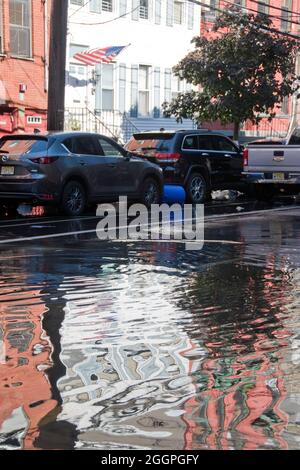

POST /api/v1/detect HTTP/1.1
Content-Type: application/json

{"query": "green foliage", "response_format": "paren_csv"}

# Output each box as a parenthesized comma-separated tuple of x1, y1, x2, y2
(163, 7, 299, 138)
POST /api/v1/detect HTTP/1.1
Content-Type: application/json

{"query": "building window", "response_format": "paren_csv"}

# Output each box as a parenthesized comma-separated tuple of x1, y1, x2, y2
(27, 116, 42, 124)
(281, 0, 292, 32)
(102, 63, 114, 110)
(90, 0, 101, 13)
(174, 1, 183, 25)
(9, 0, 32, 57)
(89, 0, 113, 12)
(202, 1, 220, 20)
(140, 0, 149, 20)
(139, 65, 150, 116)
(257, 0, 269, 15)
(102, 0, 113, 11)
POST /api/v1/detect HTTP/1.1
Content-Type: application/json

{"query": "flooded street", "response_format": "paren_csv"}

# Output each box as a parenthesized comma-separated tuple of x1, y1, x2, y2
(1, 202, 300, 450)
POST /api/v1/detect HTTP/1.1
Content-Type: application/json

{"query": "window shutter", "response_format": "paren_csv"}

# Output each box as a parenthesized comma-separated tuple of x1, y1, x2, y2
(164, 68, 171, 103)
(155, 0, 161, 25)
(132, 0, 139, 21)
(119, 0, 127, 15)
(188, 2, 194, 30)
(166, 0, 173, 27)
(154, 67, 160, 118)
(130, 65, 138, 117)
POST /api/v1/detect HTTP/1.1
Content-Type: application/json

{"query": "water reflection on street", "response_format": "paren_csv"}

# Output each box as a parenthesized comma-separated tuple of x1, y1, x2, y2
(1, 210, 300, 449)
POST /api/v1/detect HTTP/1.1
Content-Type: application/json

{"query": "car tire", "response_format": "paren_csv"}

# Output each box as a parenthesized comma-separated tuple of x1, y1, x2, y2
(140, 177, 162, 208)
(61, 181, 87, 216)
(186, 173, 208, 204)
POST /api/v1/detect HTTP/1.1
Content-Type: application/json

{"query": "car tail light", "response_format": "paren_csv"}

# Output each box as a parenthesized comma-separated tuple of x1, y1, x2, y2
(243, 148, 249, 167)
(155, 152, 181, 162)
(30, 156, 58, 164)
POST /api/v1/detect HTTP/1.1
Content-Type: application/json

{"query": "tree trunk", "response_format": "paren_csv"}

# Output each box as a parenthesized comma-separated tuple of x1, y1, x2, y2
(233, 122, 240, 142)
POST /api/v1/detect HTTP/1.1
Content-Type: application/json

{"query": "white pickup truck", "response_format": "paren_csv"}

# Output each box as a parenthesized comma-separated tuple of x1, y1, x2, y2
(243, 127, 300, 199)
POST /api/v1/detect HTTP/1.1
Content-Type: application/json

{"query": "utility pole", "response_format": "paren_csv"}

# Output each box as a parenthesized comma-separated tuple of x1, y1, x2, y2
(47, 0, 68, 131)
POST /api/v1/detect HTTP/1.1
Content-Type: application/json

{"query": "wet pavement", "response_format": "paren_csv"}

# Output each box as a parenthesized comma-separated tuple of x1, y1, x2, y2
(1, 197, 300, 450)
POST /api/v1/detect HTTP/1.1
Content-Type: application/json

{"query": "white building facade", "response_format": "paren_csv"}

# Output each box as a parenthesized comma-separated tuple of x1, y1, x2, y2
(65, 0, 201, 141)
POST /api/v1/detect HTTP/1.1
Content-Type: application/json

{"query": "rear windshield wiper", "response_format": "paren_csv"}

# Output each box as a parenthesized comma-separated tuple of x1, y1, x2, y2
(0, 150, 9, 154)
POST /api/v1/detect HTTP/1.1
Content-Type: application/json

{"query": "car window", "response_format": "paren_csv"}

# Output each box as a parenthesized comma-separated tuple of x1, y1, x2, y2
(0, 138, 48, 154)
(198, 135, 213, 150)
(289, 128, 300, 145)
(98, 138, 123, 157)
(212, 136, 237, 152)
(182, 135, 198, 150)
(63, 138, 73, 153)
(126, 133, 175, 154)
(72, 136, 101, 155)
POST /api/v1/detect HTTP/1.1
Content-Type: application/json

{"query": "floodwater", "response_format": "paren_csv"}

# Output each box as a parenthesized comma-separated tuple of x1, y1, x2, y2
(1, 208, 300, 450)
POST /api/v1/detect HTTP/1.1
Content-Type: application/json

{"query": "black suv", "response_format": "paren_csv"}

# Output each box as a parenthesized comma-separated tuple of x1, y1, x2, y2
(126, 130, 244, 203)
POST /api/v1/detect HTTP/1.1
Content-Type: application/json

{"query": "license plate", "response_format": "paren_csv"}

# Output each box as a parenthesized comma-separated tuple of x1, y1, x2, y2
(273, 172, 285, 181)
(1, 166, 15, 176)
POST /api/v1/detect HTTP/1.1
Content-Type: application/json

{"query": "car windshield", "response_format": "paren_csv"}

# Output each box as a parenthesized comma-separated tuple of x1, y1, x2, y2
(0, 138, 48, 155)
(126, 133, 175, 153)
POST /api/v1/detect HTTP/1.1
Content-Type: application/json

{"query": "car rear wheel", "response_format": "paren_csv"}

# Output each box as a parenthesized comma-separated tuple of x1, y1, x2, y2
(186, 173, 208, 204)
(140, 177, 162, 207)
(61, 181, 86, 216)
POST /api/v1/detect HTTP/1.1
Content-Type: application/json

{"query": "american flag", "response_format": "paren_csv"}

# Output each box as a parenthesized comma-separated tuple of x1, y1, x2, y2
(73, 45, 128, 66)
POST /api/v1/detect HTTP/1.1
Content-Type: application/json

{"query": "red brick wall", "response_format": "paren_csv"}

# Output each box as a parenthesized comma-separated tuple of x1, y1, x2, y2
(200, 1, 300, 137)
(0, 0, 52, 134)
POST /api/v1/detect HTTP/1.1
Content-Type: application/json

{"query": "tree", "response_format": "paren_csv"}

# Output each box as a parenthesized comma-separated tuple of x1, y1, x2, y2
(163, 7, 299, 140)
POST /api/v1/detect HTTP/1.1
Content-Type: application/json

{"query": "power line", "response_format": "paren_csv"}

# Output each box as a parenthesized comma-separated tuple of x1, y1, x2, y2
(222, 0, 300, 27)
(69, 0, 91, 19)
(250, 0, 300, 19)
(190, 0, 300, 40)
(69, 5, 140, 25)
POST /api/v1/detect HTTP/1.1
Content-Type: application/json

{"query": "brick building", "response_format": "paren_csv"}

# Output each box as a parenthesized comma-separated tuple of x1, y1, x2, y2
(0, 0, 51, 136)
(201, 0, 300, 139)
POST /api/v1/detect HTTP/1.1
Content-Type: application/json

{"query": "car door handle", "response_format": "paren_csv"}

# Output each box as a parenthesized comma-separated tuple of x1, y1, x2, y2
(108, 163, 117, 168)
(224, 154, 233, 158)
(201, 153, 209, 157)
(79, 161, 87, 165)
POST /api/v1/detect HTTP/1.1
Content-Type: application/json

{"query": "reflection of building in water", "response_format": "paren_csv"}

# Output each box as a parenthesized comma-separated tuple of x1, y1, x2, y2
(279, 268, 300, 449)
(56, 264, 205, 449)
(0, 276, 57, 449)
(180, 252, 291, 450)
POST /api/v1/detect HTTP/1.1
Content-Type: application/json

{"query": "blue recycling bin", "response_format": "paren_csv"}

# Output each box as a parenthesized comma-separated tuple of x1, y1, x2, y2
(163, 185, 186, 205)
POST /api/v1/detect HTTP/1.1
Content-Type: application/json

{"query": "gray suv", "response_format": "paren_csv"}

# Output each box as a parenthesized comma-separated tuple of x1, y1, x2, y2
(0, 132, 163, 216)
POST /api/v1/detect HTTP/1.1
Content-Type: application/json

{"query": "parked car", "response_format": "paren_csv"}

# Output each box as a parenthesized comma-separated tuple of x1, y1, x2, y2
(0, 132, 163, 215)
(125, 129, 245, 203)
(243, 126, 300, 200)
